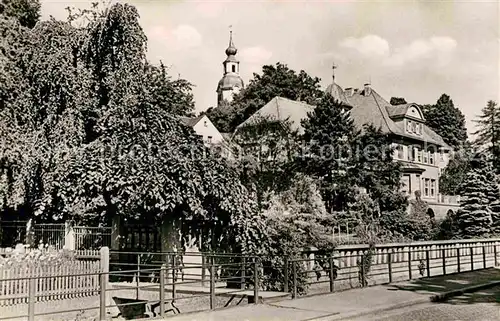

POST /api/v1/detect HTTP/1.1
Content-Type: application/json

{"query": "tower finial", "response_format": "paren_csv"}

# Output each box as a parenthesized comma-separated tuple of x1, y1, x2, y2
(332, 62, 337, 82)
(225, 25, 237, 56)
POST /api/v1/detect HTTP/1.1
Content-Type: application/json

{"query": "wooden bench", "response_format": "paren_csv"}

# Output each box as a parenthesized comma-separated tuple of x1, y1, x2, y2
(112, 296, 180, 319)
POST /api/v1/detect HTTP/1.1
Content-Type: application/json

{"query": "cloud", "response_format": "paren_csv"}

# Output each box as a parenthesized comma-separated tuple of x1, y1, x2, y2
(195, 2, 226, 18)
(239, 46, 273, 64)
(339, 35, 390, 57)
(149, 24, 202, 51)
(338, 35, 457, 67)
(388, 37, 457, 66)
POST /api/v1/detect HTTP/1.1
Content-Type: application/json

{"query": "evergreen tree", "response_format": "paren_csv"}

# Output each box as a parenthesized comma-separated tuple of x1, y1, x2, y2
(351, 124, 406, 213)
(439, 143, 473, 195)
(473, 100, 500, 172)
(456, 154, 494, 238)
(390, 97, 407, 106)
(422, 94, 468, 150)
(300, 93, 357, 213)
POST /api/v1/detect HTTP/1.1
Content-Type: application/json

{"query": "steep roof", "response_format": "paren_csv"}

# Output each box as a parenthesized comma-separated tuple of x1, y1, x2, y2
(325, 83, 352, 108)
(179, 114, 206, 128)
(235, 88, 450, 149)
(348, 89, 449, 148)
(236, 96, 315, 134)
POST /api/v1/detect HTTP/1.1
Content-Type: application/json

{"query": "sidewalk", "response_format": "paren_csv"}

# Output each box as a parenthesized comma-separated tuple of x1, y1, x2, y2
(167, 267, 500, 321)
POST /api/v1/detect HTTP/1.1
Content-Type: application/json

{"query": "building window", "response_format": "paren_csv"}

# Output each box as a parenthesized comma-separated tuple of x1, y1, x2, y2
(429, 151, 434, 165)
(407, 120, 413, 133)
(417, 148, 422, 163)
(397, 145, 404, 159)
(415, 123, 421, 135)
(410, 147, 416, 161)
(430, 179, 436, 197)
(207, 136, 212, 144)
(423, 150, 428, 163)
(232, 65, 236, 73)
(204, 121, 208, 127)
(424, 178, 430, 197)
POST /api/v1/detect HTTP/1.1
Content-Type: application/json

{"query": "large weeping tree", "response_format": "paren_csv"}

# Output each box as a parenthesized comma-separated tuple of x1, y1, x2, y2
(0, 3, 263, 253)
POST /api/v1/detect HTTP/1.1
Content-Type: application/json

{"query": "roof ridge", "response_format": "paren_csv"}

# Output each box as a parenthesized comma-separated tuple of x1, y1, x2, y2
(370, 90, 394, 134)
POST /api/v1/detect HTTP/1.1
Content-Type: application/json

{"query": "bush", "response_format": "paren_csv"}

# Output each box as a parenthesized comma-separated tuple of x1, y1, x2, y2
(258, 174, 336, 294)
(0, 244, 76, 269)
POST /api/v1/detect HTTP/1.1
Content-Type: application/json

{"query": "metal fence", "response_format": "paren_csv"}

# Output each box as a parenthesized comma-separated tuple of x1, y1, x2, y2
(288, 239, 500, 298)
(74, 226, 112, 250)
(0, 250, 260, 321)
(32, 224, 65, 249)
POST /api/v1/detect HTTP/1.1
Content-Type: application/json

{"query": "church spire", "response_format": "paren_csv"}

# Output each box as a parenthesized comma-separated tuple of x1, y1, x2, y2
(332, 62, 337, 82)
(217, 27, 244, 107)
(225, 28, 237, 56)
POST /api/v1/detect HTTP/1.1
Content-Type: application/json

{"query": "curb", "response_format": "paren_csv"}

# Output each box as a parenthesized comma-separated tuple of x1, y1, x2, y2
(311, 280, 500, 321)
(430, 280, 500, 302)
(312, 297, 430, 321)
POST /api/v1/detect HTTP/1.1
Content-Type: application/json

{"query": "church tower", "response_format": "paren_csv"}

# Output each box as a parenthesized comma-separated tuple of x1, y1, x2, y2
(216, 30, 244, 107)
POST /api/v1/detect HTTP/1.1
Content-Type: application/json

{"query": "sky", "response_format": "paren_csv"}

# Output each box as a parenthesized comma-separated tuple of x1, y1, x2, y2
(40, 0, 499, 135)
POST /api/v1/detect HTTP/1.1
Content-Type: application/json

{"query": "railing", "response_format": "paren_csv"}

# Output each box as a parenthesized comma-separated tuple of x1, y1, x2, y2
(289, 239, 500, 298)
(0, 250, 261, 321)
(0, 248, 106, 309)
(74, 226, 112, 250)
(32, 224, 66, 249)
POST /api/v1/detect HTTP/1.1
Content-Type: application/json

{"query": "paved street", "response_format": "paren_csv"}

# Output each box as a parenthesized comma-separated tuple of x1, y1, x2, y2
(168, 269, 500, 321)
(345, 302, 500, 321)
(345, 286, 500, 321)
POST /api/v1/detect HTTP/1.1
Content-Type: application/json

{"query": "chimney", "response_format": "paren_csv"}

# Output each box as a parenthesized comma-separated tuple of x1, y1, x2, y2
(364, 83, 371, 96)
(345, 87, 353, 97)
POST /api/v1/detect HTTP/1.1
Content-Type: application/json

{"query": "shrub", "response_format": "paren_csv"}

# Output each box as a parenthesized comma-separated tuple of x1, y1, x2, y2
(0, 244, 76, 270)
(258, 174, 336, 294)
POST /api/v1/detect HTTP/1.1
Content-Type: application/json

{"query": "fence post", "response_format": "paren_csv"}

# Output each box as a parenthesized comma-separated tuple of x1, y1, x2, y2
(387, 251, 392, 283)
(425, 250, 430, 278)
(241, 257, 246, 290)
(292, 261, 297, 299)
(64, 221, 75, 250)
(99, 246, 109, 318)
(172, 254, 176, 301)
(442, 248, 446, 275)
(253, 258, 259, 305)
(329, 256, 335, 292)
(99, 273, 107, 321)
(482, 245, 487, 269)
(495, 243, 498, 266)
(470, 247, 474, 271)
(201, 254, 206, 287)
(159, 265, 166, 318)
(209, 262, 215, 310)
(408, 249, 412, 280)
(28, 277, 36, 321)
(457, 247, 461, 273)
(136, 254, 140, 300)
(284, 256, 289, 293)
(361, 252, 366, 287)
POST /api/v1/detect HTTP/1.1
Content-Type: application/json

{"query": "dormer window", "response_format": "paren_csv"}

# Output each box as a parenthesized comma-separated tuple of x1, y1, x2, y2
(407, 120, 414, 133)
(406, 119, 422, 135)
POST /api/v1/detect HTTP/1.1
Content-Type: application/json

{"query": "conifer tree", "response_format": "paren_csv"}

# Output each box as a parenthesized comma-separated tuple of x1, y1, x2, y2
(484, 165, 500, 235)
(422, 94, 468, 150)
(300, 93, 357, 213)
(456, 154, 494, 238)
(473, 100, 500, 172)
